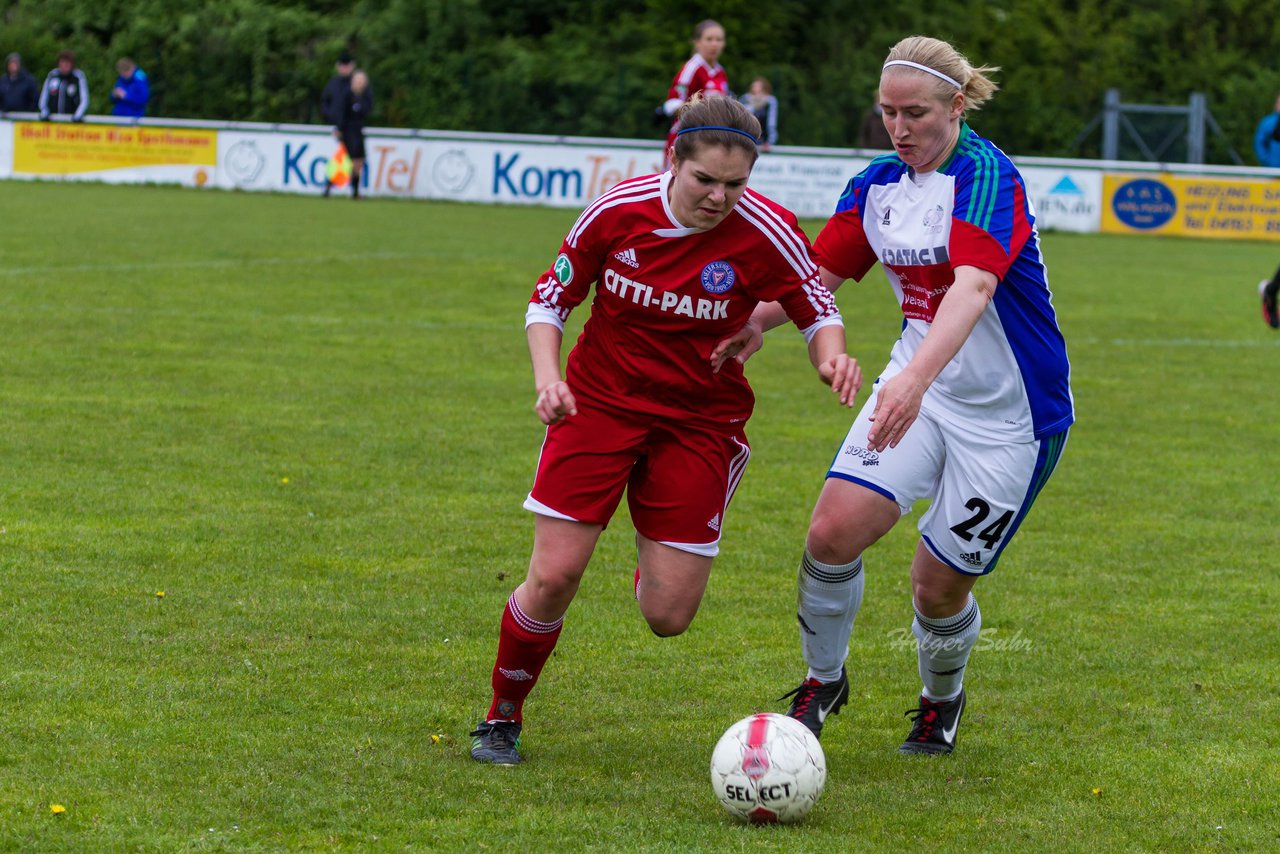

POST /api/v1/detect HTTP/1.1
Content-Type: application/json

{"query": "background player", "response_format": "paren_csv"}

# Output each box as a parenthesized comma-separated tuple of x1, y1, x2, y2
(740, 77, 779, 150)
(1258, 268, 1279, 328)
(714, 35, 1073, 756)
(469, 95, 861, 765)
(660, 20, 730, 166)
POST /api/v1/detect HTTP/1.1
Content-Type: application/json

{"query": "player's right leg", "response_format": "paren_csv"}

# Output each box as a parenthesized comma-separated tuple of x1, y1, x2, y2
(781, 478, 899, 739)
(471, 516, 602, 765)
(781, 388, 941, 739)
(472, 399, 641, 765)
(1261, 273, 1280, 329)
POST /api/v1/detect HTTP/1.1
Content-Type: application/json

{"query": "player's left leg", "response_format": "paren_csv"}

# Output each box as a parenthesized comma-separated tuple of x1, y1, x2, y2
(351, 158, 364, 199)
(627, 422, 749, 636)
(898, 546, 979, 755)
(900, 427, 1068, 755)
(635, 535, 713, 636)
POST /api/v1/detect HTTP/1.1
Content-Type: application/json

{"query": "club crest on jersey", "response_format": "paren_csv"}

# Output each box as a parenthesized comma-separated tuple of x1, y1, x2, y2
(700, 260, 736, 294)
(553, 253, 574, 285)
(923, 204, 945, 233)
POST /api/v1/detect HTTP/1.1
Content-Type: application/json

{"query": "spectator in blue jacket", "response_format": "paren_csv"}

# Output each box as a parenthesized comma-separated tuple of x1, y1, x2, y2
(1254, 93, 1280, 167)
(111, 58, 149, 118)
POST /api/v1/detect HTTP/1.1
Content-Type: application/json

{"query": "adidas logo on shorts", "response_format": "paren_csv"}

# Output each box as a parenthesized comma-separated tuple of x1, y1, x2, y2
(706, 513, 721, 532)
(614, 247, 639, 268)
(959, 551, 983, 566)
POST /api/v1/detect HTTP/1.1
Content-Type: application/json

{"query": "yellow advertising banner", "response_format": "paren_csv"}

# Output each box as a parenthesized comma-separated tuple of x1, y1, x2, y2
(1102, 173, 1280, 240)
(12, 122, 217, 175)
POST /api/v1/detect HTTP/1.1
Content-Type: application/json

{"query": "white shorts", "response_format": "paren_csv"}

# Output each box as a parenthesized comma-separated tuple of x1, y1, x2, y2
(827, 387, 1068, 575)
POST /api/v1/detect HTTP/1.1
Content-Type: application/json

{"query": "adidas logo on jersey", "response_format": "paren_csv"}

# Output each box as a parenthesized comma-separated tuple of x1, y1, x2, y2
(614, 247, 639, 268)
(706, 513, 721, 532)
(959, 551, 983, 566)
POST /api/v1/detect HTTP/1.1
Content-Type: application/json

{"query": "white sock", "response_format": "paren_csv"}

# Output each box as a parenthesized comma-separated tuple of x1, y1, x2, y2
(797, 550, 864, 683)
(913, 594, 981, 702)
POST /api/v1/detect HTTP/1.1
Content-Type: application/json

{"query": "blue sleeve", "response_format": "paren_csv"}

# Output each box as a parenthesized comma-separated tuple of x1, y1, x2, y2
(130, 72, 150, 108)
(1255, 115, 1278, 166)
(833, 176, 859, 215)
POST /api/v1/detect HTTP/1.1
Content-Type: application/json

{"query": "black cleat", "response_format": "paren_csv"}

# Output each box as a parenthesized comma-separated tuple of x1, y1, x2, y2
(898, 690, 965, 755)
(779, 667, 849, 740)
(470, 720, 523, 765)
(1261, 279, 1279, 329)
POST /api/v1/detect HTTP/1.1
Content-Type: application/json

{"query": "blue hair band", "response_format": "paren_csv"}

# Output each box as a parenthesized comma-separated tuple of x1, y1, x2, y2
(675, 124, 759, 143)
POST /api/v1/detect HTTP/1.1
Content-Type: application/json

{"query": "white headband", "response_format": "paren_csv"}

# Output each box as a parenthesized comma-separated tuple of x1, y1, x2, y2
(882, 60, 962, 90)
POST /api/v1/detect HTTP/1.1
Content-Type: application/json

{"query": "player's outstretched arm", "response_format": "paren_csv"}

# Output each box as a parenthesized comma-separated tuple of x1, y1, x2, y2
(866, 265, 996, 451)
(807, 325, 860, 407)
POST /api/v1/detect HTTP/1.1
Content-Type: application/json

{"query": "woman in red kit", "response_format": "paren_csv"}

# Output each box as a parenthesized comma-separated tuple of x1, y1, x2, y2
(660, 19, 731, 167)
(470, 95, 862, 765)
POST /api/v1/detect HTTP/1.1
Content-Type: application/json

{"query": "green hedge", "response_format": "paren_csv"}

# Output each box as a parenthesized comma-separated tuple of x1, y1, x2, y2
(5, 0, 1279, 163)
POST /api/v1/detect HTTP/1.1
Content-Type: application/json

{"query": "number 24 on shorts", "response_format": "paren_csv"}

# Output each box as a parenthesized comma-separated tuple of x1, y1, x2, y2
(950, 497, 1013, 550)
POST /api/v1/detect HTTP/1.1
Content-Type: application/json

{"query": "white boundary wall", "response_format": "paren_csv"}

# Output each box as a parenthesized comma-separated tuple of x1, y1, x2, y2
(5, 113, 1280, 235)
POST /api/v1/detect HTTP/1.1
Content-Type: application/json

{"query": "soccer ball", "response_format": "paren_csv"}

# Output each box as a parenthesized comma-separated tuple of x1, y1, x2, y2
(710, 712, 826, 824)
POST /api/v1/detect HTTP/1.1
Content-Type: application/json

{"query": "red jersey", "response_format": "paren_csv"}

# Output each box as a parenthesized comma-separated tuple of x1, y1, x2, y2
(527, 171, 842, 431)
(667, 54, 730, 107)
(664, 55, 731, 157)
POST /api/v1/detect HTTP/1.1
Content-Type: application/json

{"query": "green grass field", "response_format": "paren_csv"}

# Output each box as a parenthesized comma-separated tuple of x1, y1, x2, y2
(0, 180, 1277, 852)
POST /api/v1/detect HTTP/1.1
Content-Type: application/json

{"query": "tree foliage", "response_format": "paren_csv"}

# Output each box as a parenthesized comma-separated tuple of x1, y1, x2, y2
(4, 0, 1280, 162)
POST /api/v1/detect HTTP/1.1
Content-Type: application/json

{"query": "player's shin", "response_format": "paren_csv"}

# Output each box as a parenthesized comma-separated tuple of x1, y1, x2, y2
(912, 594, 981, 702)
(487, 592, 564, 722)
(797, 550, 864, 682)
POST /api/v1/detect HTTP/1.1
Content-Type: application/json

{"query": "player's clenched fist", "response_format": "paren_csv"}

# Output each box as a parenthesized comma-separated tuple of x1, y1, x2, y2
(535, 380, 577, 425)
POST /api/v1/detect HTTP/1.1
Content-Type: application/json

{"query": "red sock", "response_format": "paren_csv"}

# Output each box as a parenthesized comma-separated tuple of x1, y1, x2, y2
(486, 593, 564, 723)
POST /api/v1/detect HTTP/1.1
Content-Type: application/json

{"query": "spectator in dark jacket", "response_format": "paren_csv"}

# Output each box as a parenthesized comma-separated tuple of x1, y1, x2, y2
(110, 57, 150, 118)
(1, 53, 39, 113)
(320, 51, 356, 126)
(39, 50, 89, 121)
(857, 101, 893, 151)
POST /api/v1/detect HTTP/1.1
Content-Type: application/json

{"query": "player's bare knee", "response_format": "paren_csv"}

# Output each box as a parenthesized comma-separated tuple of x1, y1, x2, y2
(644, 610, 693, 637)
(525, 569, 579, 610)
(912, 582, 969, 619)
(805, 518, 857, 566)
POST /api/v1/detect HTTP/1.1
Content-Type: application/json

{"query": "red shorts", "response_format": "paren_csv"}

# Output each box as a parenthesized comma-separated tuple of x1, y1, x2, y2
(524, 400, 751, 556)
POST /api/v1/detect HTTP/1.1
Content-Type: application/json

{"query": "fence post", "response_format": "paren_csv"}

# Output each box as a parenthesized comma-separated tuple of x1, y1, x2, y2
(1102, 88, 1120, 160)
(1187, 91, 1207, 164)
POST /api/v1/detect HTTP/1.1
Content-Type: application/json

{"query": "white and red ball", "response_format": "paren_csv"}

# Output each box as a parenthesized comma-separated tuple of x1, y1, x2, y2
(710, 712, 826, 824)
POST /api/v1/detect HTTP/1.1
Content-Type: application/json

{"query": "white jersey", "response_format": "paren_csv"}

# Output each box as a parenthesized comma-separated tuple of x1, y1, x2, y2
(815, 124, 1073, 442)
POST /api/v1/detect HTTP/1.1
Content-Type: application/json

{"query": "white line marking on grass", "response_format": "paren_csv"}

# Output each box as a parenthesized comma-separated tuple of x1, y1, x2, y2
(1077, 336, 1280, 349)
(0, 251, 432, 278)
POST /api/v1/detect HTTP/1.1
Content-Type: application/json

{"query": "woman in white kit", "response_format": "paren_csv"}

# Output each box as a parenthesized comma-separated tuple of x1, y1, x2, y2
(715, 34, 1073, 755)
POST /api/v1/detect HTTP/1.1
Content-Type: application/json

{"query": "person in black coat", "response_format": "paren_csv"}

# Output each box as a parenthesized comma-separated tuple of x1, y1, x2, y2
(326, 70, 373, 199)
(1, 53, 39, 113)
(320, 51, 355, 127)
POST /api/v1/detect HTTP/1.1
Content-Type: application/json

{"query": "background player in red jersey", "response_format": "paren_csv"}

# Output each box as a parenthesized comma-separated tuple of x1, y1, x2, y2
(660, 20, 731, 167)
(470, 95, 862, 765)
